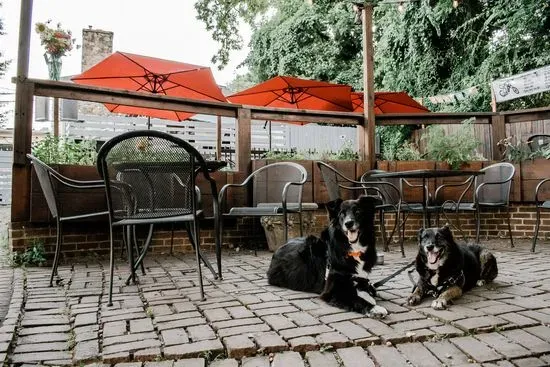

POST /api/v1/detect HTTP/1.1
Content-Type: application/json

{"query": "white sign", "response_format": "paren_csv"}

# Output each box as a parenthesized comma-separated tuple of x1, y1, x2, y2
(491, 65, 550, 102)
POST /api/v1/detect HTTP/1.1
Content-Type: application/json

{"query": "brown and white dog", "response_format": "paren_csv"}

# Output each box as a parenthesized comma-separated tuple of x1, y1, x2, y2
(407, 226, 498, 310)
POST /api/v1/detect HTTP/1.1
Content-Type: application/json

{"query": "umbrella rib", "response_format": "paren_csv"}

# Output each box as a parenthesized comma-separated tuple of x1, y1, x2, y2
(166, 79, 225, 102)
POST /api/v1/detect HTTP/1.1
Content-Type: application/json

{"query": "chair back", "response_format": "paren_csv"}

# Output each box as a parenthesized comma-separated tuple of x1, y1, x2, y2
(361, 169, 402, 205)
(475, 162, 515, 204)
(527, 134, 550, 152)
(316, 161, 360, 201)
(251, 162, 307, 206)
(97, 130, 207, 222)
(27, 154, 59, 218)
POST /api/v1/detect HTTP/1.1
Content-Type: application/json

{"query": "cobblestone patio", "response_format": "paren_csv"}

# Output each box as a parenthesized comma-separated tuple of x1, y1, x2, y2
(1, 238, 550, 366)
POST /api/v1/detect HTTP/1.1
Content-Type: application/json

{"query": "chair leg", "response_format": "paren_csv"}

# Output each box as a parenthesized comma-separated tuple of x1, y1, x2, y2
(298, 211, 304, 237)
(532, 206, 542, 252)
(49, 219, 62, 287)
(399, 211, 407, 258)
(475, 207, 481, 244)
(215, 216, 223, 280)
(132, 225, 146, 276)
(108, 224, 115, 307)
(379, 210, 389, 252)
(193, 220, 205, 301)
(505, 206, 514, 248)
(126, 226, 136, 285)
(283, 214, 288, 243)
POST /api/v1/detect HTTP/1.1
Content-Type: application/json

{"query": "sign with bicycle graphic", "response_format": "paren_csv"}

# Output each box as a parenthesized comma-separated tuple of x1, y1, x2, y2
(491, 64, 550, 103)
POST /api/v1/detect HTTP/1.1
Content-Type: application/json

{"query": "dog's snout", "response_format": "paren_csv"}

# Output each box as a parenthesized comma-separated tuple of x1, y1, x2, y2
(344, 220, 355, 229)
(426, 244, 434, 252)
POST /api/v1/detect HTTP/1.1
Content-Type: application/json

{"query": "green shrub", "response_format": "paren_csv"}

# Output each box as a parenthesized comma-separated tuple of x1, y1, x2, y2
(423, 119, 483, 169)
(329, 140, 358, 161)
(10, 241, 46, 267)
(378, 125, 414, 161)
(395, 142, 422, 161)
(32, 134, 97, 165)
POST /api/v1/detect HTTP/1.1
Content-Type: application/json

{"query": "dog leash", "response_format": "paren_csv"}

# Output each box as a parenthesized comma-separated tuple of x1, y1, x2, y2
(373, 260, 416, 288)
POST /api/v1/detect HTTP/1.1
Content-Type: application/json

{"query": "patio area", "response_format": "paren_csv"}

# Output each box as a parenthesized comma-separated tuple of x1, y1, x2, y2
(1, 226, 550, 366)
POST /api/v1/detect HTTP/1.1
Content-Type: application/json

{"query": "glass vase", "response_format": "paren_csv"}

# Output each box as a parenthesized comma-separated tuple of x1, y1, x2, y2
(44, 53, 62, 81)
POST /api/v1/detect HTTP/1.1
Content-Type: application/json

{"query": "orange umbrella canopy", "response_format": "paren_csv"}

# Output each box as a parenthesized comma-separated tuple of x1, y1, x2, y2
(71, 51, 227, 121)
(228, 76, 353, 112)
(351, 92, 430, 114)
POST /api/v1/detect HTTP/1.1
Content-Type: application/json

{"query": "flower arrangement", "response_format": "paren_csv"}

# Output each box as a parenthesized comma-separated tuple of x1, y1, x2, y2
(35, 21, 77, 58)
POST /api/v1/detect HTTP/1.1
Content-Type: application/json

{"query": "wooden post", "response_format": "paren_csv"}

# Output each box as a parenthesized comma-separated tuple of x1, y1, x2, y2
(491, 114, 506, 160)
(357, 2, 376, 169)
(236, 108, 251, 173)
(11, 0, 34, 223)
(53, 97, 60, 136)
(490, 86, 497, 113)
(216, 115, 222, 160)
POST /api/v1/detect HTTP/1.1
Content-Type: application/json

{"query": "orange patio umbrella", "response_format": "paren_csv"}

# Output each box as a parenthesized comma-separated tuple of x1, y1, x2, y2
(72, 52, 227, 124)
(227, 76, 353, 124)
(351, 91, 430, 114)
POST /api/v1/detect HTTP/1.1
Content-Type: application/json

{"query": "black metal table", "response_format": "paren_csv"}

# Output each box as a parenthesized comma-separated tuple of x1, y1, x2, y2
(369, 169, 484, 227)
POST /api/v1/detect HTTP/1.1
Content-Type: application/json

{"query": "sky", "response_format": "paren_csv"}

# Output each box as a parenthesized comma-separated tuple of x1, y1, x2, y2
(0, 0, 251, 94)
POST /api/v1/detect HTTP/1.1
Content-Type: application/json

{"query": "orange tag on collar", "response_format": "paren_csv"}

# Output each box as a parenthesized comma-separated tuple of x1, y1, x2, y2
(348, 251, 363, 258)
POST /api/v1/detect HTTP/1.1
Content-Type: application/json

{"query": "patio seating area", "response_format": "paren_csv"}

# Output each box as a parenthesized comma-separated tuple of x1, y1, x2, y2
(1, 233, 550, 366)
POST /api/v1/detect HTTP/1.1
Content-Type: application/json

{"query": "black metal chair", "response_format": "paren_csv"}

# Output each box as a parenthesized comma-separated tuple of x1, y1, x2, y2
(437, 162, 515, 247)
(527, 134, 550, 152)
(316, 162, 404, 255)
(532, 178, 550, 252)
(97, 130, 220, 306)
(218, 162, 316, 248)
(27, 154, 108, 287)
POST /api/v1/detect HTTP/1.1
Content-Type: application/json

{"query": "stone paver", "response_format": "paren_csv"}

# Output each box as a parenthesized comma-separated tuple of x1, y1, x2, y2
(1, 239, 550, 366)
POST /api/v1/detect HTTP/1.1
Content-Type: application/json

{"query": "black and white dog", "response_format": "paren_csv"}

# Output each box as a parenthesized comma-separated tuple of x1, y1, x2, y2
(408, 226, 498, 310)
(320, 196, 387, 318)
(267, 195, 386, 318)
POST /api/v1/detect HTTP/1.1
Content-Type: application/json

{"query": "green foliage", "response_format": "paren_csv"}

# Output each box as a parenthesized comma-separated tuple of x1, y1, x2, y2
(205, 0, 550, 111)
(330, 140, 358, 160)
(423, 119, 482, 169)
(10, 240, 46, 267)
(377, 125, 415, 161)
(262, 140, 358, 161)
(32, 135, 97, 165)
(497, 136, 550, 163)
(395, 142, 422, 161)
(0, 2, 11, 128)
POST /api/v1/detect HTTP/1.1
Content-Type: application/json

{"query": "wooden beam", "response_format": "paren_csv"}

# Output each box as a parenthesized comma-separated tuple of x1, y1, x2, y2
(29, 78, 240, 118)
(250, 111, 359, 125)
(11, 0, 33, 223)
(377, 113, 493, 125)
(491, 114, 506, 160)
(504, 110, 550, 124)
(236, 108, 251, 173)
(363, 2, 376, 168)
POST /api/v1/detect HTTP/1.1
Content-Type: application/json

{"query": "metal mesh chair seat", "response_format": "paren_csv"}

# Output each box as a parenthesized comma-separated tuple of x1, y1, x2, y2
(219, 162, 311, 246)
(27, 154, 108, 288)
(532, 178, 550, 252)
(98, 130, 221, 306)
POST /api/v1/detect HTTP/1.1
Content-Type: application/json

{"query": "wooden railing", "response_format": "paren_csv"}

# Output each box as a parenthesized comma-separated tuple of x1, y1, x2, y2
(11, 78, 550, 224)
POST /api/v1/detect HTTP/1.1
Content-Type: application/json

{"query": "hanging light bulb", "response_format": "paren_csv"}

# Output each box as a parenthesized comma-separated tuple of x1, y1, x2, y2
(398, 1, 405, 12)
(452, 0, 459, 8)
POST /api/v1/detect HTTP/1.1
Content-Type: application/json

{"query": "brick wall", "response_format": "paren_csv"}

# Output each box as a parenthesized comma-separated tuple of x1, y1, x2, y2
(9, 204, 550, 258)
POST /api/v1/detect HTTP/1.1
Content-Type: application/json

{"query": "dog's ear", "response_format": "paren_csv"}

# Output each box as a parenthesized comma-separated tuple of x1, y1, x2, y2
(440, 225, 454, 241)
(417, 228, 425, 244)
(358, 195, 382, 209)
(325, 198, 343, 221)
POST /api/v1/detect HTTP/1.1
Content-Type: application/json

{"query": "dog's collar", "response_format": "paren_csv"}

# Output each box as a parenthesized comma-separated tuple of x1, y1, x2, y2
(347, 250, 364, 258)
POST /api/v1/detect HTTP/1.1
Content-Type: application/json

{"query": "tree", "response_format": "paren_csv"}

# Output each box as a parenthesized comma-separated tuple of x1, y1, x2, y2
(0, 1, 11, 127)
(199, 0, 550, 112)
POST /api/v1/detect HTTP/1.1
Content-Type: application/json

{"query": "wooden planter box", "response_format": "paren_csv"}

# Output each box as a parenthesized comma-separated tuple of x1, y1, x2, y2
(520, 159, 550, 202)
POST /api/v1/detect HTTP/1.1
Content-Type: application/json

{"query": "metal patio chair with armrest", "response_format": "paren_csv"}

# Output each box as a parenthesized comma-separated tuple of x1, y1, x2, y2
(97, 130, 221, 306)
(27, 154, 109, 287)
(361, 169, 431, 256)
(437, 162, 515, 247)
(218, 162, 316, 248)
(532, 178, 550, 252)
(315, 162, 402, 255)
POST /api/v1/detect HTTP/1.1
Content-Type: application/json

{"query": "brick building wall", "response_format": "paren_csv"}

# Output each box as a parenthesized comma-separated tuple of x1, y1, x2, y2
(78, 27, 114, 116)
(8, 204, 550, 259)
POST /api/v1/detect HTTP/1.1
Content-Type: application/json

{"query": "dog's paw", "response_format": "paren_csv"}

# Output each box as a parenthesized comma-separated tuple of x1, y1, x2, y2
(367, 305, 388, 319)
(476, 279, 486, 287)
(407, 293, 422, 306)
(431, 298, 448, 310)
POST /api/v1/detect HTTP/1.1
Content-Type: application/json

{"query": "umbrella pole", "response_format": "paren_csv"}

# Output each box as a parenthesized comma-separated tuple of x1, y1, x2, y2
(268, 121, 272, 151)
(147, 116, 151, 130)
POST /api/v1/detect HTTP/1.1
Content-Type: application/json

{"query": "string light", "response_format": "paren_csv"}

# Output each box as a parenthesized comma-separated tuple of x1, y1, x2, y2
(452, 0, 459, 8)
